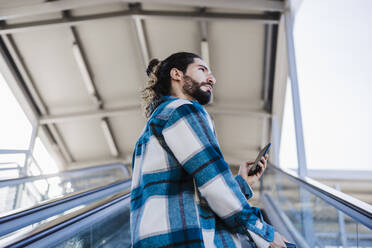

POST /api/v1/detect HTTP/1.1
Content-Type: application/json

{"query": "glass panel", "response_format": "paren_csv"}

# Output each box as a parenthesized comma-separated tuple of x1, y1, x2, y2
(357, 222, 372, 247)
(0, 73, 33, 150)
(53, 201, 131, 248)
(262, 167, 372, 247)
(0, 165, 128, 215)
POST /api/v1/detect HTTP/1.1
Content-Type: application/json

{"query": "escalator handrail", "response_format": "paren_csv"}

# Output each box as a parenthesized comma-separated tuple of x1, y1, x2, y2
(267, 164, 372, 228)
(0, 162, 129, 188)
(2, 189, 131, 247)
(0, 178, 131, 221)
(0, 178, 131, 237)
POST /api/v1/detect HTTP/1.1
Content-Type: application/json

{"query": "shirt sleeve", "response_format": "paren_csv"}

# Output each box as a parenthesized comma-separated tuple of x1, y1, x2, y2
(159, 103, 274, 242)
(235, 175, 254, 200)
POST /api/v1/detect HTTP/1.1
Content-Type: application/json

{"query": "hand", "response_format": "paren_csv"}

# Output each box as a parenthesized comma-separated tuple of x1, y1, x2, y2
(238, 154, 268, 186)
(269, 232, 287, 248)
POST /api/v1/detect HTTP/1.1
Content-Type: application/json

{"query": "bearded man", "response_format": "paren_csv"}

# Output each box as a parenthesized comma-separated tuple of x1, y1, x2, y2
(130, 52, 287, 248)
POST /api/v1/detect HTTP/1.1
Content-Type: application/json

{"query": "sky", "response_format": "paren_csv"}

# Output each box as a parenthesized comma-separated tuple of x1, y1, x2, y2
(280, 0, 372, 171)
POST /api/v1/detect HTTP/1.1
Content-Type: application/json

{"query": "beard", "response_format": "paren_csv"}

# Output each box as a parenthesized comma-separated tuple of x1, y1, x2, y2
(182, 75, 212, 105)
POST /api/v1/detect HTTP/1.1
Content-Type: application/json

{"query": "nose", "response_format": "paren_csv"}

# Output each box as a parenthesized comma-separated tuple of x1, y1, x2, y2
(207, 74, 216, 85)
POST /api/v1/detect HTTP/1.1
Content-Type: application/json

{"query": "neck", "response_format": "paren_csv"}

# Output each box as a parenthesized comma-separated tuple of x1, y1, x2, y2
(170, 84, 195, 101)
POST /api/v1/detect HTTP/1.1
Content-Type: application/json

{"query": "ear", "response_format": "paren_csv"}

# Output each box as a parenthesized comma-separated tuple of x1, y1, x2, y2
(170, 68, 183, 81)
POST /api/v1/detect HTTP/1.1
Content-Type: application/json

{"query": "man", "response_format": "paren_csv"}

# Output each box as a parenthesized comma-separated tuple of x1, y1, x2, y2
(131, 52, 287, 247)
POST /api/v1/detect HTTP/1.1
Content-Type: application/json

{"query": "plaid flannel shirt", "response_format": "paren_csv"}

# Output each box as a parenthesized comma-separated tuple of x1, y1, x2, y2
(130, 96, 274, 247)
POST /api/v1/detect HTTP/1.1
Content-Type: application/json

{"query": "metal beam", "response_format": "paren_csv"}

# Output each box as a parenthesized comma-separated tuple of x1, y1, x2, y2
(0, 0, 284, 21)
(0, 10, 279, 35)
(261, 24, 274, 107)
(24, 122, 38, 169)
(284, 9, 308, 178)
(68, 157, 131, 176)
(130, 4, 151, 68)
(207, 105, 272, 119)
(0, 34, 72, 165)
(39, 105, 141, 124)
(200, 13, 210, 66)
(132, 16, 150, 67)
(39, 105, 271, 124)
(199, 8, 212, 103)
(0, 149, 28, 155)
(334, 184, 348, 248)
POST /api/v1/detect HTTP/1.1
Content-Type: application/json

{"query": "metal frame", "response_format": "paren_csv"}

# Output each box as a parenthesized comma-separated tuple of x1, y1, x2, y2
(268, 164, 372, 229)
(334, 184, 347, 247)
(130, 3, 151, 69)
(0, 163, 128, 188)
(0, 0, 284, 21)
(261, 24, 274, 108)
(0, 9, 279, 35)
(38, 104, 272, 125)
(0, 179, 131, 237)
(283, 8, 308, 178)
(2, 190, 131, 247)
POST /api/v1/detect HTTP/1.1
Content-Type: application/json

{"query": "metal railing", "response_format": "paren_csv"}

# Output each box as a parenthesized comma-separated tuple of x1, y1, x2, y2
(266, 164, 372, 229)
(1, 190, 131, 248)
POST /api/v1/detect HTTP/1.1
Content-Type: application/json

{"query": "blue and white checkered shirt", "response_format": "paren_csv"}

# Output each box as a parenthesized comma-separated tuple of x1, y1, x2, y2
(131, 96, 274, 247)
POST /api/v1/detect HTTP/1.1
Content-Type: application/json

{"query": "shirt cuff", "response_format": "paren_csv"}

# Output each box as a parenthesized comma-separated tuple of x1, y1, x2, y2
(235, 175, 254, 199)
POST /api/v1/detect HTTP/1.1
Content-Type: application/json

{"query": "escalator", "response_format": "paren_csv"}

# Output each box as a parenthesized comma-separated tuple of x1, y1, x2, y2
(0, 164, 132, 247)
(0, 163, 371, 248)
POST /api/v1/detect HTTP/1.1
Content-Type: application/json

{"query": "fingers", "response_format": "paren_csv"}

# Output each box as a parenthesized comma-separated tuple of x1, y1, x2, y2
(261, 155, 269, 167)
(257, 155, 269, 175)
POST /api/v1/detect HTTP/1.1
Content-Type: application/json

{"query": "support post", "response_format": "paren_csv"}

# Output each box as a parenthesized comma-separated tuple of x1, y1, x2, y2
(284, 9, 307, 178)
(335, 184, 348, 247)
(284, 4, 315, 245)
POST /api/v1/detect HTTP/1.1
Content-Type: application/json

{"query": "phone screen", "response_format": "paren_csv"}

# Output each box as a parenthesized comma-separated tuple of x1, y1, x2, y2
(248, 143, 271, 176)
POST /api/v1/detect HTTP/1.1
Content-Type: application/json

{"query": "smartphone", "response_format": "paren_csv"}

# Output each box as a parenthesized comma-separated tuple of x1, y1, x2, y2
(248, 143, 271, 176)
(285, 242, 296, 248)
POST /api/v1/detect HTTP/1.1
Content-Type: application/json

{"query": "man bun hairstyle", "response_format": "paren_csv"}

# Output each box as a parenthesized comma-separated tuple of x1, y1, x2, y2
(141, 52, 201, 118)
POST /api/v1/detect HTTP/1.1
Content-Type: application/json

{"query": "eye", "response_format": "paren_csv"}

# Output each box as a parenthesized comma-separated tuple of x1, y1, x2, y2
(199, 67, 205, 72)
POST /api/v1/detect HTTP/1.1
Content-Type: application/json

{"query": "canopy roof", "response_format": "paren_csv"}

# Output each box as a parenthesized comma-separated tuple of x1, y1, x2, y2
(0, 0, 288, 171)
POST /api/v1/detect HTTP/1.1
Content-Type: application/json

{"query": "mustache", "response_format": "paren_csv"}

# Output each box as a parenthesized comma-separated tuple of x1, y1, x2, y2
(200, 82, 213, 89)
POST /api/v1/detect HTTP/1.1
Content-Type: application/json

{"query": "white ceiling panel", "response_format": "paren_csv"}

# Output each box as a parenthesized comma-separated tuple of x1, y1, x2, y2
(108, 111, 147, 158)
(145, 19, 201, 59)
(209, 21, 265, 107)
(72, 18, 145, 107)
(56, 119, 112, 161)
(10, 28, 97, 114)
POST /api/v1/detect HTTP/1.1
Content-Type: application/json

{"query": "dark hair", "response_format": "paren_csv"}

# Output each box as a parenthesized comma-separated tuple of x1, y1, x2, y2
(142, 52, 201, 117)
